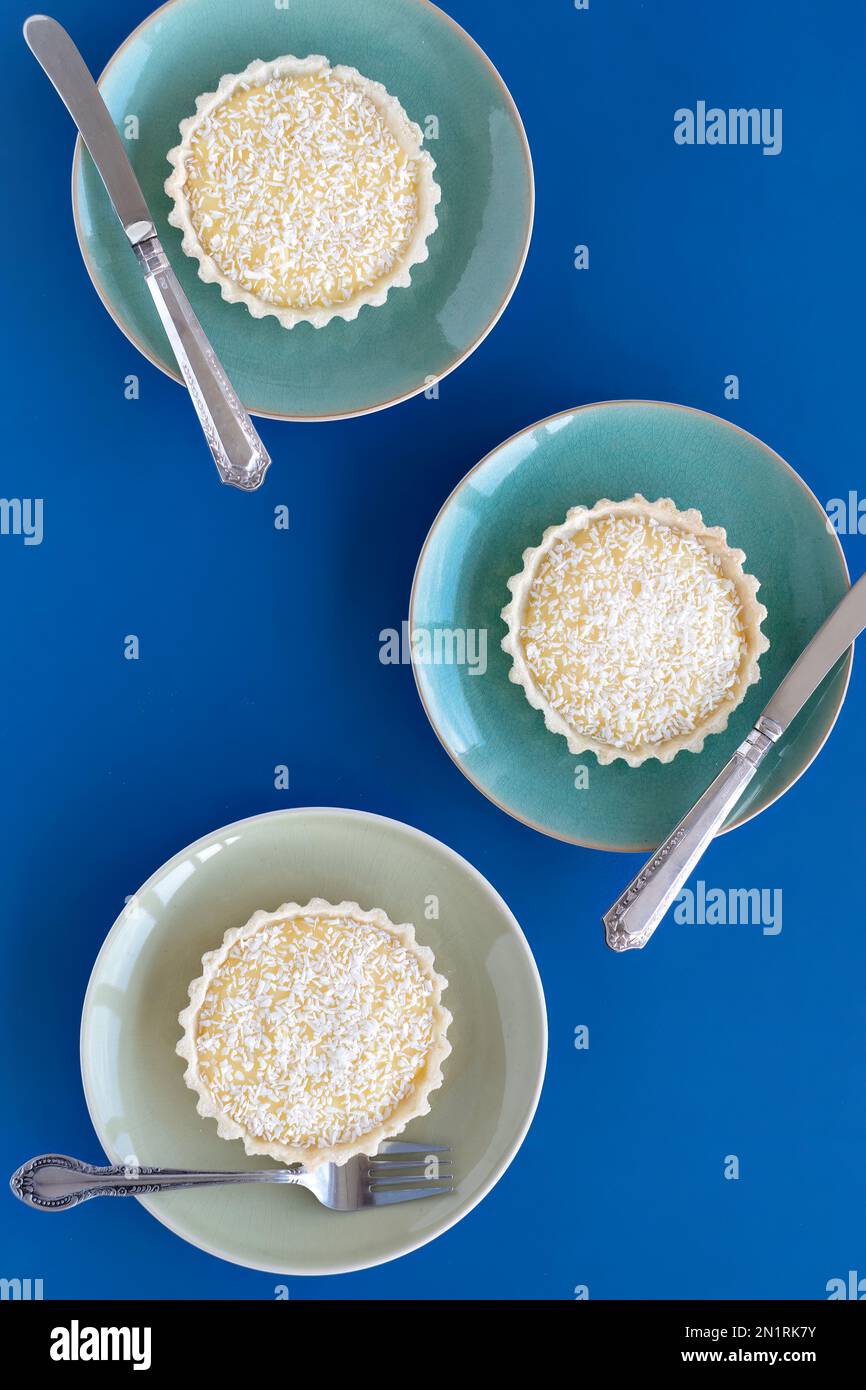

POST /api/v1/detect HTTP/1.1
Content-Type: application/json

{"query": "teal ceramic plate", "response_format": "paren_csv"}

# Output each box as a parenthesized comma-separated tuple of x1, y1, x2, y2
(410, 402, 852, 852)
(80, 808, 546, 1275)
(72, 0, 533, 420)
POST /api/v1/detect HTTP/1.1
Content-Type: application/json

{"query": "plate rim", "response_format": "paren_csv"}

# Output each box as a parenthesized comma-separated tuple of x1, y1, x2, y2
(409, 398, 854, 853)
(69, 0, 536, 422)
(79, 805, 548, 1276)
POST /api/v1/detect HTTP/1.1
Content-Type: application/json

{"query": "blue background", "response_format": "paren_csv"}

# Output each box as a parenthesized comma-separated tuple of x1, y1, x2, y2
(2, 0, 864, 1300)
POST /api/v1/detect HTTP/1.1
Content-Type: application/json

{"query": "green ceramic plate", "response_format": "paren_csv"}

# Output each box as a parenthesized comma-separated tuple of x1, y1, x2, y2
(80, 808, 547, 1275)
(410, 401, 852, 852)
(72, 0, 533, 420)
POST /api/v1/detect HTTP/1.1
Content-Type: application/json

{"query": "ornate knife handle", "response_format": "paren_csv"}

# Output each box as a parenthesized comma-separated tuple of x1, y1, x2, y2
(131, 230, 271, 492)
(603, 716, 783, 951)
(10, 1154, 304, 1210)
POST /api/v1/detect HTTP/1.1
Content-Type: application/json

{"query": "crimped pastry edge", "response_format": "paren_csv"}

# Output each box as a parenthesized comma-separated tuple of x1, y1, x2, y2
(500, 495, 770, 768)
(164, 54, 441, 329)
(177, 898, 452, 1170)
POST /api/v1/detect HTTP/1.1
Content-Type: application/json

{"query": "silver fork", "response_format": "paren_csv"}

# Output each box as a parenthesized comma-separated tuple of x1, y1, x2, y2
(10, 1143, 453, 1213)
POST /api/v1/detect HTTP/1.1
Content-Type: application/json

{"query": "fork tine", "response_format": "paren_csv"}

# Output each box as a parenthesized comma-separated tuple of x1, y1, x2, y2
(376, 1141, 450, 1155)
(369, 1171, 452, 1186)
(369, 1184, 453, 1206)
(368, 1158, 452, 1171)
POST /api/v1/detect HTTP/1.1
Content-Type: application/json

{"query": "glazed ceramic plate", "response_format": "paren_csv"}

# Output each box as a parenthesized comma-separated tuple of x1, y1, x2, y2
(410, 402, 852, 852)
(80, 808, 546, 1275)
(72, 0, 533, 420)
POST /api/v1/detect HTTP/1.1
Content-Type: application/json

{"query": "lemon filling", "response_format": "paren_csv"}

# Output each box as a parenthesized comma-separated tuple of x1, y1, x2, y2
(194, 911, 437, 1150)
(182, 70, 421, 311)
(519, 513, 748, 753)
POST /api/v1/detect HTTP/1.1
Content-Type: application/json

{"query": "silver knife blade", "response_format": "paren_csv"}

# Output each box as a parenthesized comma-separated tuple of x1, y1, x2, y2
(24, 15, 151, 242)
(24, 13, 272, 491)
(603, 565, 866, 951)
(762, 569, 866, 732)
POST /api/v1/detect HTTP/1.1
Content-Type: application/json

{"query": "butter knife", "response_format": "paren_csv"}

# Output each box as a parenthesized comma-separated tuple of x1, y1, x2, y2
(24, 14, 271, 492)
(604, 569, 865, 951)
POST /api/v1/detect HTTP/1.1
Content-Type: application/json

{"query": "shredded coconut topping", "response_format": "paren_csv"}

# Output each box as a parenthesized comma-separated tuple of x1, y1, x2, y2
(183, 70, 421, 310)
(195, 912, 437, 1150)
(520, 513, 748, 752)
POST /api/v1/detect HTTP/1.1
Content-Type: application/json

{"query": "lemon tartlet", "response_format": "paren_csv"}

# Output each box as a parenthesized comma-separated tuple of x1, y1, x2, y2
(178, 899, 451, 1168)
(501, 495, 769, 767)
(165, 55, 440, 328)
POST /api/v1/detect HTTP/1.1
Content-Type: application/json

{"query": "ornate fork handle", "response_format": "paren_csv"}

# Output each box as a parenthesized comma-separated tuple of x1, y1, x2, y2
(10, 1154, 304, 1210)
(603, 716, 783, 951)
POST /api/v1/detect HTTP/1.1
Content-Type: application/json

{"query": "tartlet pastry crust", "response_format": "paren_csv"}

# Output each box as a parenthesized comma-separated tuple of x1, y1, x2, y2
(177, 898, 451, 1169)
(165, 54, 441, 329)
(501, 495, 769, 767)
